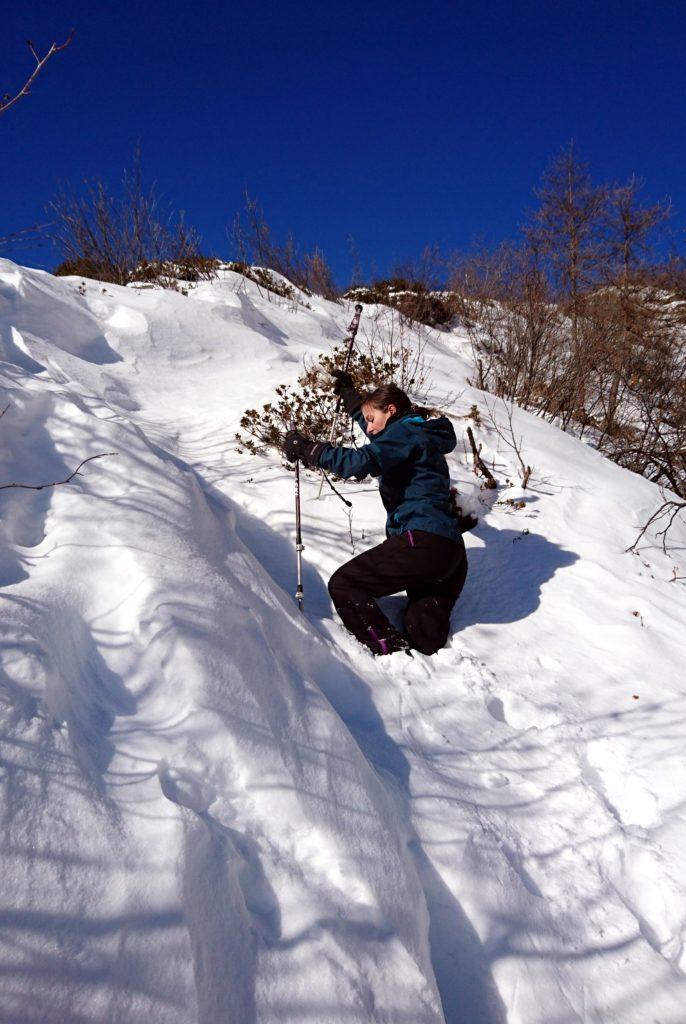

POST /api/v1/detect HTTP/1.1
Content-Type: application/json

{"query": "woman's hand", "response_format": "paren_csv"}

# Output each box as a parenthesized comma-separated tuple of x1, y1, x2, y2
(330, 369, 355, 395)
(330, 370, 363, 415)
(283, 431, 325, 468)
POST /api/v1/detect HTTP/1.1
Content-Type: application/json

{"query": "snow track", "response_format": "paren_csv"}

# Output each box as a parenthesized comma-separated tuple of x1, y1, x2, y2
(2, 260, 686, 1022)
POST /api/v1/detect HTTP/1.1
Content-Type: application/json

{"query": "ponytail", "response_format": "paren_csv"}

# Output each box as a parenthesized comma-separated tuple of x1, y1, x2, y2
(361, 383, 437, 419)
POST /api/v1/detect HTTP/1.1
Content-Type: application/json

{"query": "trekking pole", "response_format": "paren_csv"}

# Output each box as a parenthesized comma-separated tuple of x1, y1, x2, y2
(294, 457, 304, 611)
(292, 304, 361, 605)
(316, 302, 363, 499)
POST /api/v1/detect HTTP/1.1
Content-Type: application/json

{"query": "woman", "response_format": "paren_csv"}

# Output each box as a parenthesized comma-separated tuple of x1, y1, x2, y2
(283, 372, 470, 657)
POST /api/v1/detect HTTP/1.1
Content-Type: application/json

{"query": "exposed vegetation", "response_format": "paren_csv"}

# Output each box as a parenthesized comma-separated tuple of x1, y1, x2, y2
(50, 158, 217, 290)
(231, 194, 339, 301)
(450, 146, 686, 535)
(344, 278, 454, 327)
(236, 306, 433, 456)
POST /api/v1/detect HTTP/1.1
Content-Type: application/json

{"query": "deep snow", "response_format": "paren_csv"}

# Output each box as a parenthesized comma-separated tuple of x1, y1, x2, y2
(1, 258, 686, 1024)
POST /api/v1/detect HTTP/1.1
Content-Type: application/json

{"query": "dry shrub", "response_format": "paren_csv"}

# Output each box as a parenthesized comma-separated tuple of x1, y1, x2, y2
(344, 247, 455, 327)
(452, 147, 685, 540)
(232, 194, 339, 300)
(236, 308, 434, 455)
(50, 159, 216, 289)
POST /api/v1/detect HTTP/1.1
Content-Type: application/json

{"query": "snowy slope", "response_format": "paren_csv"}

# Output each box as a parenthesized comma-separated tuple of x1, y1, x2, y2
(1, 258, 686, 1024)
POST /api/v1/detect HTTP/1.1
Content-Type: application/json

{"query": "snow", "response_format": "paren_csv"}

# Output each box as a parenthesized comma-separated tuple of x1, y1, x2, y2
(1, 256, 686, 1023)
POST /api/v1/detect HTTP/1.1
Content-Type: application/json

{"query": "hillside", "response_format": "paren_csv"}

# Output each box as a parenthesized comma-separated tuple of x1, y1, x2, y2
(1, 258, 686, 1024)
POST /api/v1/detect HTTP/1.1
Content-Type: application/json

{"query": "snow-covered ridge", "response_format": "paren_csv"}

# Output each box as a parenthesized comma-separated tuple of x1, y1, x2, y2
(1, 258, 686, 1023)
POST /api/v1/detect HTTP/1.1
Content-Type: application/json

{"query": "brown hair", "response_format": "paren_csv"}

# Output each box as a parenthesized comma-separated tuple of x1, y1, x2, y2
(361, 383, 435, 419)
(361, 383, 413, 415)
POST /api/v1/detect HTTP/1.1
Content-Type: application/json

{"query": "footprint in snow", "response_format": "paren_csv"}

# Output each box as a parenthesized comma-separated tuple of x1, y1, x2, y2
(103, 383, 140, 412)
(486, 692, 561, 731)
(482, 771, 510, 789)
(158, 763, 217, 813)
(584, 738, 661, 829)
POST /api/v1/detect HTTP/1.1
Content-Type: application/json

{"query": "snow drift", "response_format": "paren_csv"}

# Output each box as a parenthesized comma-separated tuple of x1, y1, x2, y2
(1, 258, 686, 1023)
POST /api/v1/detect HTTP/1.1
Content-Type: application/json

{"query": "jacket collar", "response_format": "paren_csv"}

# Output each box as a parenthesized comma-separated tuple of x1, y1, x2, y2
(377, 408, 424, 436)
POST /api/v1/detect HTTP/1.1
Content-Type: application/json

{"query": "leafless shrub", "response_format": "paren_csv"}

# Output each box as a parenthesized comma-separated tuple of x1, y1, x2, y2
(0, 401, 116, 492)
(1, 32, 73, 250)
(359, 306, 434, 398)
(628, 497, 686, 553)
(231, 193, 339, 300)
(50, 158, 216, 289)
(1, 453, 117, 491)
(449, 146, 686, 543)
(485, 398, 533, 488)
(303, 248, 339, 301)
(0, 221, 53, 253)
(451, 241, 564, 411)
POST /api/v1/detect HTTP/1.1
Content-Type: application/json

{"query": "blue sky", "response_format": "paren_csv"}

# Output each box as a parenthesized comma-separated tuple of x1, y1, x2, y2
(2, 0, 685, 282)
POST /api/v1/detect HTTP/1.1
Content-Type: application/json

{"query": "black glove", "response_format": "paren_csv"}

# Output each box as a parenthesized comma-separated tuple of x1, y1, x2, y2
(457, 511, 479, 534)
(283, 430, 327, 469)
(330, 369, 354, 395)
(330, 369, 362, 416)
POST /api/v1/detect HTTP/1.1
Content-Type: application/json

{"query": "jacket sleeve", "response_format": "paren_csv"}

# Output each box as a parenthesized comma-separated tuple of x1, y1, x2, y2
(333, 382, 369, 436)
(351, 406, 369, 437)
(317, 442, 380, 479)
(317, 425, 422, 479)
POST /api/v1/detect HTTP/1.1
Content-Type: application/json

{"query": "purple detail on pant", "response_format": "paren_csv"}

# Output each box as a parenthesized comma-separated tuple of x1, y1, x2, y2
(367, 626, 388, 655)
(407, 530, 415, 547)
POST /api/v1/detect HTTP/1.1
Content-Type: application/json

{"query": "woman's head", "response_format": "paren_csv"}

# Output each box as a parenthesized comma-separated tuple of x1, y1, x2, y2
(361, 383, 412, 435)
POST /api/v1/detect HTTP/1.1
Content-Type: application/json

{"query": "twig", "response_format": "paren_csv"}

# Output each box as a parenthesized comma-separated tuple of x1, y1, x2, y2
(628, 497, 686, 553)
(0, 404, 9, 420)
(0, 452, 117, 491)
(346, 506, 355, 555)
(466, 426, 498, 489)
(0, 31, 74, 116)
(485, 397, 533, 488)
(0, 221, 54, 251)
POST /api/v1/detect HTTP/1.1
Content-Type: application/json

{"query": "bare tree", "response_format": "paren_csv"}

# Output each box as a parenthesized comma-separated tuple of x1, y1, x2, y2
(1, 31, 73, 116)
(451, 240, 563, 412)
(526, 143, 608, 424)
(596, 179, 671, 436)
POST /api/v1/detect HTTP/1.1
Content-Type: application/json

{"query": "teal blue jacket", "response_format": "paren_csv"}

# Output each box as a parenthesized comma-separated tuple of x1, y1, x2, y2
(317, 408, 461, 542)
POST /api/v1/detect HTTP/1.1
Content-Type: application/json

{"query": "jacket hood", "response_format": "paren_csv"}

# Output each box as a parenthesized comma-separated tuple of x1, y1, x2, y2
(406, 413, 457, 455)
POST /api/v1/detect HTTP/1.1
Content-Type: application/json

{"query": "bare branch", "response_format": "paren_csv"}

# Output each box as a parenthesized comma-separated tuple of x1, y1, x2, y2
(466, 426, 498, 489)
(0, 452, 117, 491)
(628, 497, 686, 553)
(485, 398, 533, 488)
(0, 31, 74, 116)
(0, 220, 54, 252)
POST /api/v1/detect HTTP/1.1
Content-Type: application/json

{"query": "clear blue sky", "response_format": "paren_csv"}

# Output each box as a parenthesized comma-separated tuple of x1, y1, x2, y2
(2, 0, 685, 283)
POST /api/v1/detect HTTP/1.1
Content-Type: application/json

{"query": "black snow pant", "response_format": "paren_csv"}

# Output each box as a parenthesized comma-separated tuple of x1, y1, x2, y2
(328, 529, 467, 656)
